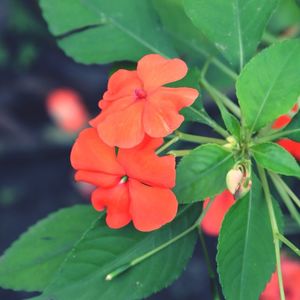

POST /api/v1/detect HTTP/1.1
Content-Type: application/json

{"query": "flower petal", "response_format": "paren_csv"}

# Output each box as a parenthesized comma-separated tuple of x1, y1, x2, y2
(152, 87, 199, 110)
(143, 86, 198, 137)
(103, 69, 142, 101)
(118, 138, 175, 188)
(91, 184, 131, 229)
(143, 100, 183, 137)
(128, 179, 178, 232)
(137, 54, 188, 92)
(90, 96, 136, 126)
(96, 101, 145, 148)
(201, 190, 235, 236)
(75, 170, 120, 188)
(70, 128, 124, 175)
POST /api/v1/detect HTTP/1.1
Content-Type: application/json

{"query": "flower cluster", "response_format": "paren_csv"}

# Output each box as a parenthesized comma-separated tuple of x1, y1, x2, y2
(70, 54, 199, 231)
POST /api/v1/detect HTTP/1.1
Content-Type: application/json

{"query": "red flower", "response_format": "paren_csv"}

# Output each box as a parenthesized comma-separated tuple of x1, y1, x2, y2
(47, 88, 88, 132)
(70, 128, 178, 231)
(272, 115, 292, 130)
(260, 255, 300, 300)
(201, 190, 235, 236)
(277, 139, 300, 161)
(90, 54, 199, 148)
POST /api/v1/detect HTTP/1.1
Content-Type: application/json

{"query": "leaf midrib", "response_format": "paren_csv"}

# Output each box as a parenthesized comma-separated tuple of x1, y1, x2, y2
(233, 0, 244, 71)
(239, 188, 253, 299)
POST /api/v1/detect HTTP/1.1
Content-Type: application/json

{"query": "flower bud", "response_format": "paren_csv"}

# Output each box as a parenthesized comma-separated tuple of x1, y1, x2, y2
(235, 178, 252, 199)
(226, 168, 243, 194)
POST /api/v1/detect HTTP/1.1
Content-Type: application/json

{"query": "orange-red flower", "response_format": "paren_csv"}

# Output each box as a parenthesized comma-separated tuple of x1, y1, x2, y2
(277, 139, 300, 161)
(201, 190, 235, 236)
(271, 102, 300, 161)
(90, 54, 199, 148)
(260, 255, 300, 300)
(47, 88, 88, 132)
(70, 128, 178, 231)
(272, 115, 292, 130)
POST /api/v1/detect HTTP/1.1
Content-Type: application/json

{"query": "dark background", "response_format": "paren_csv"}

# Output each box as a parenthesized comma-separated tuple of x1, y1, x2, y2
(0, 1, 216, 299)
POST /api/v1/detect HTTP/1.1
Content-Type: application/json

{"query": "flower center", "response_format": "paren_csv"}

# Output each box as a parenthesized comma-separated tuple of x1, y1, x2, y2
(134, 88, 147, 100)
(120, 175, 128, 184)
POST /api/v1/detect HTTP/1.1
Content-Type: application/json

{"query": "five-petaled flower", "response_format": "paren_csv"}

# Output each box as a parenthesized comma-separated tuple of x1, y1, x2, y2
(71, 128, 178, 231)
(90, 54, 199, 148)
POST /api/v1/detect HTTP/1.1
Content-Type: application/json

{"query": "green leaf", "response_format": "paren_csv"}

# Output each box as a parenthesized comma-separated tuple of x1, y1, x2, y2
(32, 204, 201, 300)
(183, 0, 279, 71)
(180, 106, 211, 125)
(174, 144, 235, 203)
(268, 0, 300, 34)
(0, 205, 99, 292)
(284, 111, 300, 142)
(219, 104, 241, 138)
(237, 39, 300, 132)
(153, 0, 218, 64)
(217, 176, 283, 300)
(252, 142, 300, 177)
(39, 0, 176, 64)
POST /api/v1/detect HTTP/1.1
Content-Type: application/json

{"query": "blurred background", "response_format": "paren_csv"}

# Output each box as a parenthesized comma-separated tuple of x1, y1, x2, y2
(1, 1, 300, 299)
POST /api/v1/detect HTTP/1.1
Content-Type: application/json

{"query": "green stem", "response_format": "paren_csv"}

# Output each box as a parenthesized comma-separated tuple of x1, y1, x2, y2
(210, 57, 238, 81)
(272, 174, 300, 209)
(255, 129, 300, 144)
(262, 31, 280, 44)
(257, 166, 285, 300)
(269, 172, 300, 226)
(186, 106, 230, 138)
(176, 131, 226, 145)
(156, 136, 180, 155)
(198, 229, 221, 300)
(168, 149, 191, 157)
(276, 233, 300, 257)
(200, 77, 241, 118)
(106, 200, 215, 281)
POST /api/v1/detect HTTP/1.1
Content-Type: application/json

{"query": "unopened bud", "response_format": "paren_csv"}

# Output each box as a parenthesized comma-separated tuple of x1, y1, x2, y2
(223, 136, 237, 150)
(235, 178, 252, 199)
(226, 168, 243, 194)
(226, 136, 236, 144)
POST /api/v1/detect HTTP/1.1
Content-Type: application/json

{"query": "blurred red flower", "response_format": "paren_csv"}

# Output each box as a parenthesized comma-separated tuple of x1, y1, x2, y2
(47, 88, 88, 133)
(201, 190, 235, 236)
(90, 54, 199, 148)
(260, 256, 300, 300)
(70, 128, 177, 231)
(277, 139, 300, 161)
(272, 115, 292, 130)
(271, 102, 300, 161)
